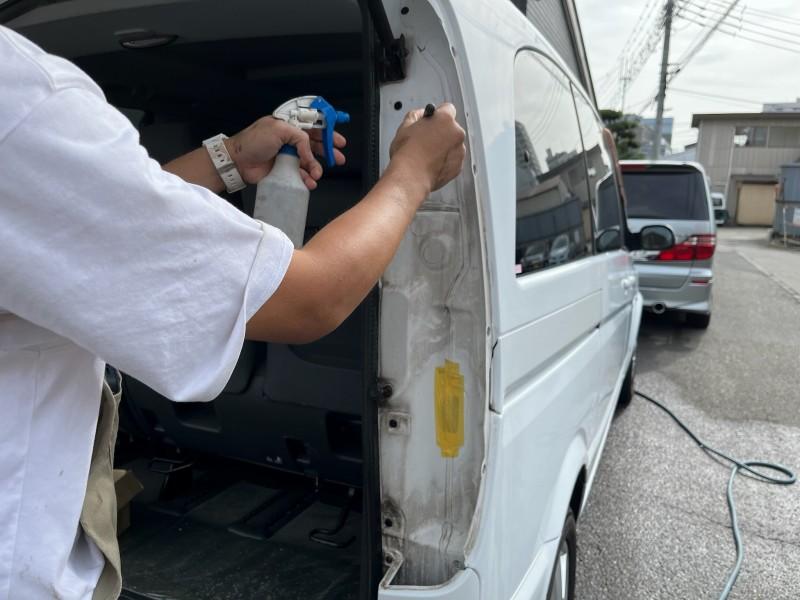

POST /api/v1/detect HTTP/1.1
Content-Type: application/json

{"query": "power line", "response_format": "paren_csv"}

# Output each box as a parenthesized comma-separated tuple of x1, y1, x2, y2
(620, 12, 668, 96)
(667, 0, 745, 84)
(704, 0, 800, 27)
(680, 1, 800, 42)
(668, 87, 764, 106)
(599, 0, 668, 109)
(678, 13, 800, 54)
(609, 0, 799, 117)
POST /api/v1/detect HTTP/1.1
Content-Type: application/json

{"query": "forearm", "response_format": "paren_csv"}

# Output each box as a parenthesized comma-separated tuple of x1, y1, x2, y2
(246, 162, 429, 343)
(305, 162, 428, 315)
(162, 145, 229, 194)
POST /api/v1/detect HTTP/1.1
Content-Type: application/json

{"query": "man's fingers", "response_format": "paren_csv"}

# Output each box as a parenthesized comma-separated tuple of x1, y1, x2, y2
(435, 102, 457, 119)
(299, 168, 319, 191)
(309, 130, 347, 165)
(281, 125, 323, 181)
(402, 108, 426, 127)
(308, 130, 347, 147)
(311, 140, 347, 165)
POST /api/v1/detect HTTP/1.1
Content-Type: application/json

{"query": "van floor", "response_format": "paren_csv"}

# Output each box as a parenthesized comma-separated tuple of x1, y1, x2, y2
(117, 461, 360, 600)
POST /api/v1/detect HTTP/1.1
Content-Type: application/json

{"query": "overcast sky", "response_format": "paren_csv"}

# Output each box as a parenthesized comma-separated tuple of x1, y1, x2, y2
(574, 0, 800, 151)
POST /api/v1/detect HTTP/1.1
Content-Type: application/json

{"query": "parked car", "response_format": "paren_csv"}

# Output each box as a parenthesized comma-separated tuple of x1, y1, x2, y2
(711, 191, 727, 225)
(4, 1, 673, 599)
(548, 233, 571, 266)
(521, 240, 549, 271)
(620, 160, 716, 328)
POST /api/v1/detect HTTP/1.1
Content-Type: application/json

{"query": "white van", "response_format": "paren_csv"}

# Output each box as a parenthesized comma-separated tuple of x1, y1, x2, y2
(4, 1, 673, 598)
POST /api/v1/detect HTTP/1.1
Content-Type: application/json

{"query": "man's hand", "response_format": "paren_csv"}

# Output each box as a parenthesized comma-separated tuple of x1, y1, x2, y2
(227, 117, 347, 190)
(162, 117, 346, 193)
(388, 103, 466, 196)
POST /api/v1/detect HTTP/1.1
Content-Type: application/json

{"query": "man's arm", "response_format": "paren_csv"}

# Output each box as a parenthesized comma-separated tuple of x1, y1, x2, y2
(246, 104, 466, 343)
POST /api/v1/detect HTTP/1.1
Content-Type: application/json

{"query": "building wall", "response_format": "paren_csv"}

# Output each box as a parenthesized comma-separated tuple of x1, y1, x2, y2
(696, 119, 800, 220)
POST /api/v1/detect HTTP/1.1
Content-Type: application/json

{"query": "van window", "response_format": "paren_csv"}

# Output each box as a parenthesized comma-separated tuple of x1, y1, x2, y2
(572, 88, 624, 252)
(623, 168, 710, 220)
(514, 51, 593, 276)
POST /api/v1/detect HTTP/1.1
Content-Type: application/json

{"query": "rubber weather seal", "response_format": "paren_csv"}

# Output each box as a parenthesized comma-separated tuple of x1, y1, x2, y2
(359, 2, 385, 597)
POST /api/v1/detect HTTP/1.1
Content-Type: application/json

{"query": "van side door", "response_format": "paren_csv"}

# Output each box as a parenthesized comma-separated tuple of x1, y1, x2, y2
(572, 89, 637, 421)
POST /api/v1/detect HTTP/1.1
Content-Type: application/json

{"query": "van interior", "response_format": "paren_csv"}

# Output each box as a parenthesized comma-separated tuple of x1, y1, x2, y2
(4, 1, 380, 598)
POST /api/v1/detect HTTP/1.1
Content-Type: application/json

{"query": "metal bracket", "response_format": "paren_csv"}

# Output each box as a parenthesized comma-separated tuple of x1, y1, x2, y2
(380, 500, 405, 586)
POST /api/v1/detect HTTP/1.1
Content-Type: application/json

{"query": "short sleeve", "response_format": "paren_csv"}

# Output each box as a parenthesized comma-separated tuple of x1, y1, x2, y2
(0, 87, 293, 402)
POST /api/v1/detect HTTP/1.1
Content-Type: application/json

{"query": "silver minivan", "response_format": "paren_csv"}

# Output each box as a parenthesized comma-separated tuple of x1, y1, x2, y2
(621, 160, 716, 328)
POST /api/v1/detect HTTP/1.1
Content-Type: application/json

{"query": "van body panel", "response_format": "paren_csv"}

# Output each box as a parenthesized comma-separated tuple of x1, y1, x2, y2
(379, 568, 480, 600)
(508, 538, 561, 600)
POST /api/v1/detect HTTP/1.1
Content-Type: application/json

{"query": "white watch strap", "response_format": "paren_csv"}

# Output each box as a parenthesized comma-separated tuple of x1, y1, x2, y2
(202, 134, 246, 193)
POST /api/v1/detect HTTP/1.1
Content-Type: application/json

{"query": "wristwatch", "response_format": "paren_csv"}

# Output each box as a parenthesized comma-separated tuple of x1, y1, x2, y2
(202, 134, 247, 193)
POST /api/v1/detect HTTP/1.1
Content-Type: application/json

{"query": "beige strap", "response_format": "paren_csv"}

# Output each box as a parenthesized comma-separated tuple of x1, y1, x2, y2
(81, 374, 123, 600)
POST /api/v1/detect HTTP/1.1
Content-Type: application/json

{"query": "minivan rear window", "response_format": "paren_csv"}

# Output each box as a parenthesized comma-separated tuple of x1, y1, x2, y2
(622, 169, 709, 220)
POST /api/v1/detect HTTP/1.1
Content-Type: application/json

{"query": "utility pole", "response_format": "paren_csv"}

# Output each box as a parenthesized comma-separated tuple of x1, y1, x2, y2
(652, 0, 675, 160)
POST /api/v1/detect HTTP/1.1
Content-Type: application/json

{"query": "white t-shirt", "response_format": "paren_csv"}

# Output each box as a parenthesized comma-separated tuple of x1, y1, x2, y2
(0, 26, 293, 599)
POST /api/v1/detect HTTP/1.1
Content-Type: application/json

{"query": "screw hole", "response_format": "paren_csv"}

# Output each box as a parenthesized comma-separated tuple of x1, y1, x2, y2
(385, 554, 394, 564)
(384, 518, 393, 528)
(401, 6, 409, 15)
(388, 418, 398, 429)
(394, 101, 403, 111)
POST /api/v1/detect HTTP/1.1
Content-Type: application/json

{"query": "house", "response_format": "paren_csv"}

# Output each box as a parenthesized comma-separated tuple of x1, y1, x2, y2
(692, 112, 800, 225)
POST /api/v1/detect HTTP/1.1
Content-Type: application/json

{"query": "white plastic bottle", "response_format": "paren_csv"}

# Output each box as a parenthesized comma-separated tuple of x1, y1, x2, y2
(253, 146, 309, 248)
(252, 96, 349, 248)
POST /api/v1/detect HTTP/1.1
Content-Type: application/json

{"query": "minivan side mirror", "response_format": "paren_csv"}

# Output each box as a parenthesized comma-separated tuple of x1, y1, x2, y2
(596, 228, 622, 253)
(637, 225, 675, 251)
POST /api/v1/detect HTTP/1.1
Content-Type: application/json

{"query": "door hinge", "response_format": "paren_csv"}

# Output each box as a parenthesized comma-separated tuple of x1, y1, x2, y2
(365, 0, 408, 82)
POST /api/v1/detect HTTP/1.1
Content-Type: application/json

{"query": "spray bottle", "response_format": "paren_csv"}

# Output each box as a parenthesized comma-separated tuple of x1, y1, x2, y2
(253, 96, 350, 247)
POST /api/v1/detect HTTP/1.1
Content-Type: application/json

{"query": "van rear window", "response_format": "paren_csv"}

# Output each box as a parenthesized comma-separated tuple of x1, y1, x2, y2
(623, 170, 709, 220)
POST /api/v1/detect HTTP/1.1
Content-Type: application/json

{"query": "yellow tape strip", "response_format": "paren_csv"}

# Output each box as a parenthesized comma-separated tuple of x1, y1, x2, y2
(434, 360, 465, 458)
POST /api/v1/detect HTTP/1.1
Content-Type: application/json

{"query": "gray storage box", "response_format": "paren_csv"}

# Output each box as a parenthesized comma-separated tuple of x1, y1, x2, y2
(773, 164, 800, 237)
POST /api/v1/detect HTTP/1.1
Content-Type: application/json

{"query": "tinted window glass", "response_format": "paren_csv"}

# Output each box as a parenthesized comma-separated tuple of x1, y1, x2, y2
(572, 88, 623, 252)
(623, 170, 709, 220)
(514, 51, 592, 276)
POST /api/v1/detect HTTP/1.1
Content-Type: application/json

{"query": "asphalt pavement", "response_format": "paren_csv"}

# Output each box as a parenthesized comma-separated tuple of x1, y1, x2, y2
(575, 228, 800, 599)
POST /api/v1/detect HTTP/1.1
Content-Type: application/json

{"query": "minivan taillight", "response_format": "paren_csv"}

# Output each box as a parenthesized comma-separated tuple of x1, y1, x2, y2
(656, 234, 716, 261)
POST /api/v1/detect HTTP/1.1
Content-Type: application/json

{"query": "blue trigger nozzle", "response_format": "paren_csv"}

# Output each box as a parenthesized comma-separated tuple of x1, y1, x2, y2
(310, 96, 350, 168)
(278, 144, 298, 157)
